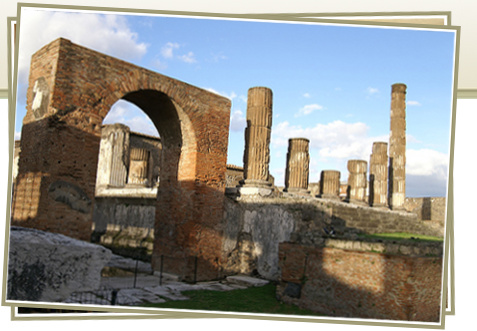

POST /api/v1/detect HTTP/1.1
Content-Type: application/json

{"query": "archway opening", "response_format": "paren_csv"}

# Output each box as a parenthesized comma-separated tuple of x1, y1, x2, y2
(91, 96, 170, 262)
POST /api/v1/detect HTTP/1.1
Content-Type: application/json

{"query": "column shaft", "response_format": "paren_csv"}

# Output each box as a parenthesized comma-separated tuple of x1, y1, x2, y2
(369, 142, 388, 207)
(285, 138, 310, 193)
(242, 87, 273, 188)
(347, 160, 367, 204)
(389, 83, 407, 210)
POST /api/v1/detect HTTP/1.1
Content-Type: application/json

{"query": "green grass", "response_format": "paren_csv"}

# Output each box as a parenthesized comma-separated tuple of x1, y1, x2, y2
(360, 232, 443, 242)
(142, 283, 321, 316)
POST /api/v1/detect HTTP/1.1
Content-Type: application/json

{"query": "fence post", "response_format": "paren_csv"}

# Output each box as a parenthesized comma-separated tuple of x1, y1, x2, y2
(160, 254, 164, 286)
(193, 256, 198, 284)
(133, 258, 139, 288)
(111, 289, 118, 305)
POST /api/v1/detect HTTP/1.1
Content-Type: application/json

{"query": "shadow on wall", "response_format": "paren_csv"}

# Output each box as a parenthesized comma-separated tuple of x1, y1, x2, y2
(276, 240, 443, 322)
(11, 117, 101, 241)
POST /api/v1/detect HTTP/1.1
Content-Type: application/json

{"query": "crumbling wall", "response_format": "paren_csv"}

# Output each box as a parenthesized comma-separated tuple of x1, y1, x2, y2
(404, 197, 446, 221)
(222, 194, 444, 281)
(222, 196, 332, 279)
(91, 197, 155, 260)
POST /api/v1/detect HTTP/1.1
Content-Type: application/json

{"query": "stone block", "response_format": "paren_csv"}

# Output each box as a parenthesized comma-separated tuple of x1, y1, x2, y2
(7, 226, 112, 302)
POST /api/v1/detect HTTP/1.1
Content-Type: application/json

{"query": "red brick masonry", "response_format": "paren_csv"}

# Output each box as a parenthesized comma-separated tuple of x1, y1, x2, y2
(278, 240, 443, 322)
(12, 38, 231, 281)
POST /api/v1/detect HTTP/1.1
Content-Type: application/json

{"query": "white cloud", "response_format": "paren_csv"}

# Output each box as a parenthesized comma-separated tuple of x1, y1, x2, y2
(303, 93, 311, 98)
(103, 100, 159, 137)
(211, 52, 227, 62)
(160, 42, 196, 64)
(206, 89, 237, 101)
(407, 100, 422, 106)
(161, 42, 179, 59)
(229, 110, 247, 132)
(18, 10, 148, 86)
(14, 131, 21, 141)
(152, 58, 168, 70)
(126, 116, 160, 137)
(272, 120, 388, 162)
(406, 149, 448, 178)
(295, 104, 323, 117)
(179, 52, 197, 63)
(367, 87, 379, 95)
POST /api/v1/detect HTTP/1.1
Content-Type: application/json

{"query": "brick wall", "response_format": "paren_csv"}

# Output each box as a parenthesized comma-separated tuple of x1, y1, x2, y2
(12, 38, 231, 281)
(278, 240, 443, 322)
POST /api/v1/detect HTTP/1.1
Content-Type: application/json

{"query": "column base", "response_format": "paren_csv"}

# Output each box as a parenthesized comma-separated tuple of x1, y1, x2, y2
(284, 187, 310, 196)
(237, 186, 274, 197)
(239, 179, 272, 189)
(318, 194, 341, 200)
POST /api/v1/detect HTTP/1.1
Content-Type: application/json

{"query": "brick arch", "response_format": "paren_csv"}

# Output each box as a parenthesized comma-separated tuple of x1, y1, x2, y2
(12, 38, 231, 281)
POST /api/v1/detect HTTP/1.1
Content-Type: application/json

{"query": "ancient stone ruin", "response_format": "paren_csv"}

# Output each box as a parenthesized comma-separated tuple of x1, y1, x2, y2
(318, 170, 341, 200)
(11, 38, 231, 282)
(389, 83, 407, 210)
(369, 142, 388, 207)
(284, 138, 310, 194)
(239, 87, 274, 196)
(9, 39, 446, 321)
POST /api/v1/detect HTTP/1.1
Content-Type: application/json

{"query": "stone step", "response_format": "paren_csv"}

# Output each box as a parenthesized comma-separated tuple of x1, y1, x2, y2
(225, 275, 269, 287)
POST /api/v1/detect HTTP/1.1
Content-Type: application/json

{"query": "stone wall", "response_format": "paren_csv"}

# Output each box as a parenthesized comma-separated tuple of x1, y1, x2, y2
(328, 199, 444, 237)
(222, 194, 443, 281)
(404, 197, 446, 222)
(91, 197, 156, 259)
(277, 239, 443, 322)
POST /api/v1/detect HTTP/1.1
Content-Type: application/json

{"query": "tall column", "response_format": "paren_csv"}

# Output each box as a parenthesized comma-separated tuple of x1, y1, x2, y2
(347, 160, 367, 205)
(319, 170, 341, 199)
(240, 87, 273, 195)
(284, 138, 310, 194)
(369, 142, 388, 208)
(388, 83, 407, 210)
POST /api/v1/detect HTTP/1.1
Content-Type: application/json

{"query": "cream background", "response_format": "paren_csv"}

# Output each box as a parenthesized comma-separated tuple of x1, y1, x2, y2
(1, 0, 474, 330)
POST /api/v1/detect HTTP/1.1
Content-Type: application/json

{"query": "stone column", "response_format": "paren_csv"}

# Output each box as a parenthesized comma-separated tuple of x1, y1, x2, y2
(128, 148, 150, 185)
(319, 170, 341, 199)
(96, 124, 130, 191)
(347, 160, 367, 205)
(284, 138, 310, 194)
(389, 83, 407, 210)
(240, 87, 273, 195)
(369, 142, 388, 208)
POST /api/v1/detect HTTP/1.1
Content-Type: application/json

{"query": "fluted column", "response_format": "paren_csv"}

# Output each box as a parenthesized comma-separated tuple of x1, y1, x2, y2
(347, 159, 367, 204)
(319, 170, 341, 199)
(284, 138, 310, 193)
(96, 124, 130, 190)
(241, 87, 273, 188)
(389, 83, 407, 210)
(369, 142, 388, 208)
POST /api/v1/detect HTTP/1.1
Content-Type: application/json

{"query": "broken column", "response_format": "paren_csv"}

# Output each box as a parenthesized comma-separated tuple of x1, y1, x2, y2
(128, 148, 150, 185)
(240, 87, 273, 195)
(369, 142, 388, 208)
(347, 160, 367, 204)
(95, 124, 130, 191)
(284, 138, 310, 194)
(319, 170, 341, 199)
(389, 83, 407, 210)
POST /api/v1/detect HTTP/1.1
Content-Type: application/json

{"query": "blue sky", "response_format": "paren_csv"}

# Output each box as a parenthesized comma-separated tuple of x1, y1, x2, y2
(15, 8, 456, 197)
